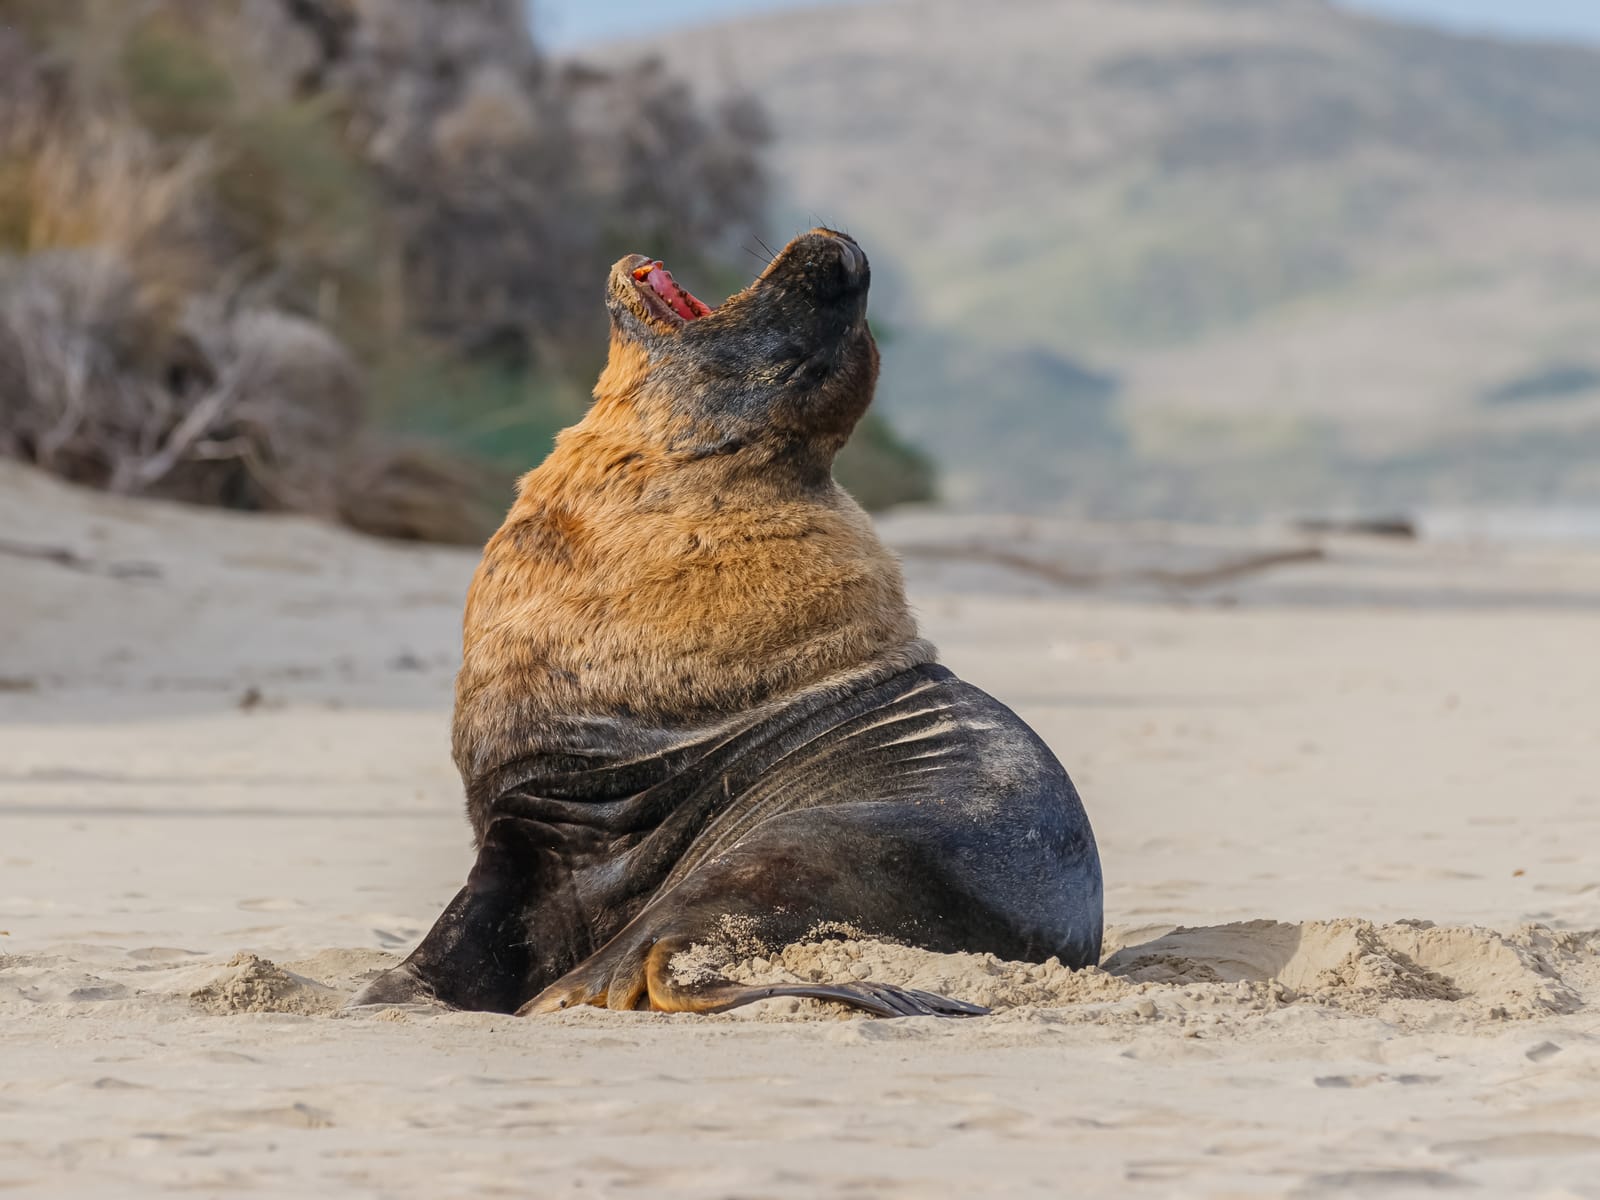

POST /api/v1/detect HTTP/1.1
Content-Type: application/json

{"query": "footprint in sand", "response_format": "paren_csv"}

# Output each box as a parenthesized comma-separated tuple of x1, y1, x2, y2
(67, 983, 127, 1002)
(197, 1102, 334, 1131)
(1432, 1132, 1600, 1159)
(369, 927, 419, 948)
(126, 947, 205, 962)
(1295, 1168, 1471, 1194)
(235, 898, 307, 912)
(194, 1050, 262, 1065)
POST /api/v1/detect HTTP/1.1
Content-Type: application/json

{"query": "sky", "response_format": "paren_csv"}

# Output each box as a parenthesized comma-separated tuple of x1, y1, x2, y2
(530, 0, 1600, 50)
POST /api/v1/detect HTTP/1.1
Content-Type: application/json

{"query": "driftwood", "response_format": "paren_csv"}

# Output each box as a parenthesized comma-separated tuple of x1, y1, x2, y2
(1294, 516, 1418, 540)
(895, 542, 1325, 590)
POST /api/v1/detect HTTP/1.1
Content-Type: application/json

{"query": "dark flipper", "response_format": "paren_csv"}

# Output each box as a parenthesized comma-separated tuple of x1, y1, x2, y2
(347, 815, 589, 1013)
(346, 957, 443, 1009)
(520, 934, 987, 1018)
(677, 980, 990, 1019)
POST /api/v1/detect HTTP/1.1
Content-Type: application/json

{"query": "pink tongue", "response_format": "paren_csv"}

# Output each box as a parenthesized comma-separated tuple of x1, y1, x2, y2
(647, 265, 701, 320)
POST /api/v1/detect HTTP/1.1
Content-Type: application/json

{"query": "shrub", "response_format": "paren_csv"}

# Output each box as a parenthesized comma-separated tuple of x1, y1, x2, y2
(0, 0, 935, 539)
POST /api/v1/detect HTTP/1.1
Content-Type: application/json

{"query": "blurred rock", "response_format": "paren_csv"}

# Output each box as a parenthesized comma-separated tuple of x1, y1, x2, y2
(0, 0, 932, 538)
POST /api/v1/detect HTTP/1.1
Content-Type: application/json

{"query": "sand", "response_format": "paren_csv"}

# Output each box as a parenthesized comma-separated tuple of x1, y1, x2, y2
(3, 460, 1600, 1197)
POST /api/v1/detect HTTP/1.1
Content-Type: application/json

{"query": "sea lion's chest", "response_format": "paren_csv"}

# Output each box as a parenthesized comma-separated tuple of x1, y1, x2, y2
(451, 480, 919, 805)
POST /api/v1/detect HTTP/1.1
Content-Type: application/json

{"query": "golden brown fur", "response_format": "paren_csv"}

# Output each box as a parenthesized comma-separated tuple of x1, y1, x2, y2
(451, 327, 922, 795)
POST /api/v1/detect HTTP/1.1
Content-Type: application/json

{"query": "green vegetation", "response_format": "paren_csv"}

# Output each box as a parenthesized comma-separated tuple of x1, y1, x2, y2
(0, 0, 936, 541)
(835, 413, 937, 511)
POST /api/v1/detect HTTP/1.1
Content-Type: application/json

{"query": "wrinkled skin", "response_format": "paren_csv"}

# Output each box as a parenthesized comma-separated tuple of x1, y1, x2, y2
(351, 231, 1103, 1018)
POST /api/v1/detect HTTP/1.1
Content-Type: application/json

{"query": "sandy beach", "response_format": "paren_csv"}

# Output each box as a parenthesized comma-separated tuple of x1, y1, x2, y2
(3, 460, 1599, 1198)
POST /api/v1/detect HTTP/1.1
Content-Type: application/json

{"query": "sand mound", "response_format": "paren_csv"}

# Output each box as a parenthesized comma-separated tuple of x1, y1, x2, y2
(686, 920, 1593, 1025)
(0, 946, 399, 1019)
(1104, 919, 1587, 1018)
(190, 953, 343, 1016)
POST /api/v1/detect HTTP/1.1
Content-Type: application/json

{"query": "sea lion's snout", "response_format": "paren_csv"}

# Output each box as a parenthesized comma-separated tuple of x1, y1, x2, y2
(760, 228, 870, 310)
(606, 228, 869, 344)
(817, 228, 867, 289)
(600, 225, 879, 453)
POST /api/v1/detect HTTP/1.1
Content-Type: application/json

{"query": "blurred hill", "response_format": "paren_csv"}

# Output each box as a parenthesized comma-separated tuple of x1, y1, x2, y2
(0, 0, 932, 541)
(624, 0, 1600, 517)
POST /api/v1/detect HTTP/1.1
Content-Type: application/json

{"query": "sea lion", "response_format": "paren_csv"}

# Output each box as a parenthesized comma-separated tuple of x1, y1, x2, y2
(351, 229, 1102, 1018)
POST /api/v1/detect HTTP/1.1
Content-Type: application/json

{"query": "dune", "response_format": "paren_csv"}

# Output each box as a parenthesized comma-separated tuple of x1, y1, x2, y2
(3, 462, 1599, 1196)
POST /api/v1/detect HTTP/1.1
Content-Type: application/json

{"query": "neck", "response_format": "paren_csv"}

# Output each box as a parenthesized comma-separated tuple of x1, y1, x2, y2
(451, 408, 924, 789)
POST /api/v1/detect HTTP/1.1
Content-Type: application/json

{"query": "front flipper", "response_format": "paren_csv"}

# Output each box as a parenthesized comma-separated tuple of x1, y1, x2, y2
(347, 815, 589, 1013)
(346, 957, 445, 1010)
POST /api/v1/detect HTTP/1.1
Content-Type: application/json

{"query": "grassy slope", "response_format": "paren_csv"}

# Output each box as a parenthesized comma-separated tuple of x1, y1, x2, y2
(629, 0, 1600, 514)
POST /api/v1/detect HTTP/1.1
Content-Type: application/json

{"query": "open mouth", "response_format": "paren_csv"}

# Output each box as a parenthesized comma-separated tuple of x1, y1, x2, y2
(632, 259, 714, 323)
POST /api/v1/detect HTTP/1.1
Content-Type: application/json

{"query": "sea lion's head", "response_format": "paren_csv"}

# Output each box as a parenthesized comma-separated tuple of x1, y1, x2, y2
(599, 228, 878, 471)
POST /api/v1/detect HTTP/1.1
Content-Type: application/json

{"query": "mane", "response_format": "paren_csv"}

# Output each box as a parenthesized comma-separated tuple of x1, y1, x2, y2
(450, 336, 924, 804)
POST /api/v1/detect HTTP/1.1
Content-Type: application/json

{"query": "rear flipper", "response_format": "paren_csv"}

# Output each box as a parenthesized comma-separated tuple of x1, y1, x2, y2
(655, 974, 990, 1018)
(526, 935, 989, 1018)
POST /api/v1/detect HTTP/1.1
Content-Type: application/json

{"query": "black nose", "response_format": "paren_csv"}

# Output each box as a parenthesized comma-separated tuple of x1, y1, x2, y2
(830, 234, 866, 286)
